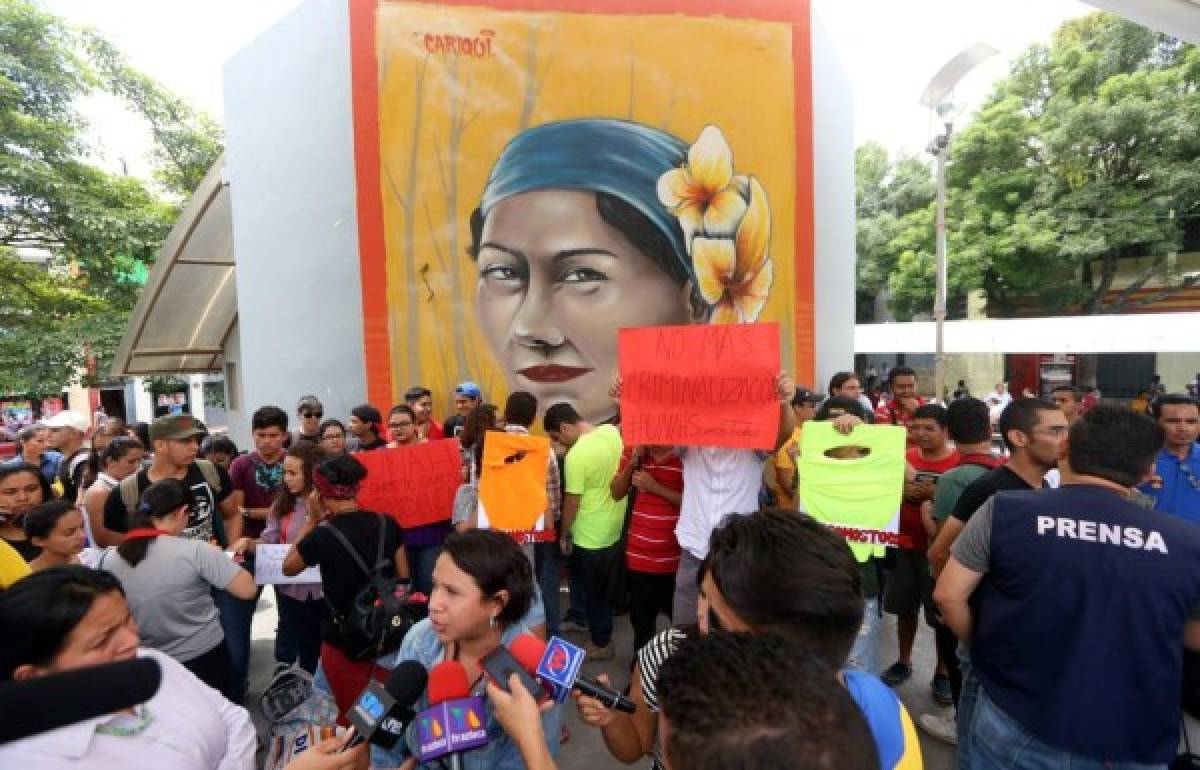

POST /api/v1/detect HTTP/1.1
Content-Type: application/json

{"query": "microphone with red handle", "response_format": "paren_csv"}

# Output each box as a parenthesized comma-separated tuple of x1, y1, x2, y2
(510, 633, 636, 714)
(413, 661, 489, 768)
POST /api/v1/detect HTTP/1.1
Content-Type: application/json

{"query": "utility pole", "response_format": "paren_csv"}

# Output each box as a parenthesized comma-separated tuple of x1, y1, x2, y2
(919, 42, 997, 403)
(931, 121, 951, 403)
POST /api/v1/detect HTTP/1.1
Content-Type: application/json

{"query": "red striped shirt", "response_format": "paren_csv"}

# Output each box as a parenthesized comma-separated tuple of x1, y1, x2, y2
(620, 449, 684, 574)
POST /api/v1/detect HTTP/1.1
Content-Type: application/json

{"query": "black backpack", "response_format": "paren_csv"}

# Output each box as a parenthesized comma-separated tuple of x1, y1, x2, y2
(321, 516, 414, 661)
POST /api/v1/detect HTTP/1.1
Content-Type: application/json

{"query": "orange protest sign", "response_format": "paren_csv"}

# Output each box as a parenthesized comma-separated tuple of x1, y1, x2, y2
(354, 440, 463, 528)
(477, 431, 554, 542)
(619, 322, 780, 449)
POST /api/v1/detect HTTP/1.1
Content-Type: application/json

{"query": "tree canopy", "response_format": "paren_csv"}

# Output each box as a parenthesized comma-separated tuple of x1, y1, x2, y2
(861, 13, 1200, 321)
(0, 0, 220, 395)
(855, 142, 935, 320)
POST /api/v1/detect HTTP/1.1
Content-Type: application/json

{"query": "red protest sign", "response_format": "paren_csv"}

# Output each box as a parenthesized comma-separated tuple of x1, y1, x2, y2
(354, 440, 463, 528)
(619, 322, 780, 449)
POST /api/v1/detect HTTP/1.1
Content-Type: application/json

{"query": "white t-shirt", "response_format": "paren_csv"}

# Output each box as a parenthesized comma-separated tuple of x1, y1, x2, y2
(0, 648, 256, 770)
(674, 447, 765, 559)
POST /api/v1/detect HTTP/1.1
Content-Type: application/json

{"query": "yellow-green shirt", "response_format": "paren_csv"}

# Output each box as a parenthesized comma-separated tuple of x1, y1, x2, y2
(564, 425, 625, 549)
(798, 422, 907, 562)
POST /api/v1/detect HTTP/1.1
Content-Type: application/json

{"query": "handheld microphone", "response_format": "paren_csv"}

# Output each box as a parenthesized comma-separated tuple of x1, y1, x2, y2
(414, 661, 488, 768)
(343, 660, 428, 750)
(0, 657, 162, 743)
(512, 634, 636, 714)
(480, 641, 549, 701)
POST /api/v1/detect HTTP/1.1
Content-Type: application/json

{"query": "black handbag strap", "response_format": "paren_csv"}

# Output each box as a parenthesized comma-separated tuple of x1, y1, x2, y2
(320, 516, 388, 644)
(322, 515, 387, 577)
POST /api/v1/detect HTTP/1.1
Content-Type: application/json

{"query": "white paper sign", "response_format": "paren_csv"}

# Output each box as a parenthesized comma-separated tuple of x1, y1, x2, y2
(254, 544, 322, 585)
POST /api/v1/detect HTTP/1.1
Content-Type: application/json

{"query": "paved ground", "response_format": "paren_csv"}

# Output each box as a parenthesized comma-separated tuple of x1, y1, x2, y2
(246, 587, 956, 768)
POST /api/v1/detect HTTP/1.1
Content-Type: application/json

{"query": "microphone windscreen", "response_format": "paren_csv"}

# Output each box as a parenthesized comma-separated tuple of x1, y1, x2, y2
(509, 633, 547, 674)
(386, 660, 429, 708)
(0, 657, 162, 744)
(427, 660, 471, 705)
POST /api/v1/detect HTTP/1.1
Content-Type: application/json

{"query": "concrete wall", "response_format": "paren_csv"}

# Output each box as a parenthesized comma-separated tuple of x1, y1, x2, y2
(220, 319, 247, 447)
(811, 7, 857, 391)
(223, 0, 857, 418)
(223, 0, 367, 437)
(1158, 353, 1200, 394)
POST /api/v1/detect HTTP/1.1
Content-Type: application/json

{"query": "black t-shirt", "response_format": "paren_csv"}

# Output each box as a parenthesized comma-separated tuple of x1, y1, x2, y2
(355, 438, 387, 452)
(296, 511, 404, 644)
(103, 463, 233, 543)
(3, 536, 40, 562)
(288, 430, 320, 448)
(951, 465, 1039, 523)
(443, 415, 465, 438)
(58, 449, 90, 503)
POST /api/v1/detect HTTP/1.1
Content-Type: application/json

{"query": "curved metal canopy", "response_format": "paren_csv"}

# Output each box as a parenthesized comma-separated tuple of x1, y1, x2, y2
(110, 157, 237, 377)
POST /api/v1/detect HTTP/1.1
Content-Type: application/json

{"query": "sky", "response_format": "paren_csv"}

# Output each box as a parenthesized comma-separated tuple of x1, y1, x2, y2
(43, 0, 1097, 177)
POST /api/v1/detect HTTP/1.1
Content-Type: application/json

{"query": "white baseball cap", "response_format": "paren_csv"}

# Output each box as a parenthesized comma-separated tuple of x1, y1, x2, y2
(42, 411, 89, 432)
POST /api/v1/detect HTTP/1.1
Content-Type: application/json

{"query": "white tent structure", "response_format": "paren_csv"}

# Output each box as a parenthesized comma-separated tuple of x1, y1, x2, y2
(857, 313, 1200, 355)
(1085, 0, 1200, 43)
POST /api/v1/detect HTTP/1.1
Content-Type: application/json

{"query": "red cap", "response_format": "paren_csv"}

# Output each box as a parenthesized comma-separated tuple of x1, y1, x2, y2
(509, 634, 547, 675)
(427, 660, 471, 706)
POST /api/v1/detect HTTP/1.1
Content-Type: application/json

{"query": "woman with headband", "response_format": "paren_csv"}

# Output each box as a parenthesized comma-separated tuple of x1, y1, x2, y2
(282, 453, 409, 718)
(469, 119, 774, 424)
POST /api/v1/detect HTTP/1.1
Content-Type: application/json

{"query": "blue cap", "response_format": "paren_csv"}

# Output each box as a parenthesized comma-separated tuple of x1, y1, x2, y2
(479, 119, 691, 278)
(455, 382, 482, 399)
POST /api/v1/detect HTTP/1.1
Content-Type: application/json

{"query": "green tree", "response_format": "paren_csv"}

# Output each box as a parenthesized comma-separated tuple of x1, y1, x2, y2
(855, 142, 935, 321)
(83, 31, 222, 199)
(881, 13, 1200, 320)
(0, 0, 220, 395)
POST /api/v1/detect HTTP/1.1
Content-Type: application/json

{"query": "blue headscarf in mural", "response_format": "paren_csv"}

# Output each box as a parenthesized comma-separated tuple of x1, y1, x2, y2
(479, 118, 692, 280)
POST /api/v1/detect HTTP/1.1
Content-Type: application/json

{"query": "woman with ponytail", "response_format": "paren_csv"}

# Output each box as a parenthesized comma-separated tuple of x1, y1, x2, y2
(100, 479, 256, 698)
(230, 441, 325, 674)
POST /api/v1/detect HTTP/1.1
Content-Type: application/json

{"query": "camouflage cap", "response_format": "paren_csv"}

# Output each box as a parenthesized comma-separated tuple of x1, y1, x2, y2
(149, 414, 205, 442)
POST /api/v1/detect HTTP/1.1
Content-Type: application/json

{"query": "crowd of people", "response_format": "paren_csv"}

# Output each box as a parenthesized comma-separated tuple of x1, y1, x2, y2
(1, 367, 1199, 770)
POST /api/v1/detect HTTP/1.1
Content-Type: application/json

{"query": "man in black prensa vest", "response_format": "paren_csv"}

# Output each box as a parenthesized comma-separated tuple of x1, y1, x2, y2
(935, 405, 1200, 767)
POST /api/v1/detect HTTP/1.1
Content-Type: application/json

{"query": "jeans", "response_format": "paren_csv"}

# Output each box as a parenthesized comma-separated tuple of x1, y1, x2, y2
(932, 614, 963, 706)
(183, 639, 233, 699)
(275, 592, 325, 674)
(845, 597, 881, 675)
(628, 570, 674, 655)
(534, 540, 562, 638)
(566, 554, 587, 625)
(958, 653, 980, 764)
(671, 550, 703, 627)
(570, 544, 616, 647)
(963, 683, 1165, 770)
(405, 542, 441, 597)
(212, 581, 261, 703)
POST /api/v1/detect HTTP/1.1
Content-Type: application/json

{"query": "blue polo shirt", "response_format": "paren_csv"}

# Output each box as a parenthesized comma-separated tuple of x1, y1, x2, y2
(1139, 445, 1200, 525)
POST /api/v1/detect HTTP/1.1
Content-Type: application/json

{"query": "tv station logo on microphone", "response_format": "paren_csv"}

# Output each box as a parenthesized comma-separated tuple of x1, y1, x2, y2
(536, 637, 585, 703)
(415, 697, 488, 761)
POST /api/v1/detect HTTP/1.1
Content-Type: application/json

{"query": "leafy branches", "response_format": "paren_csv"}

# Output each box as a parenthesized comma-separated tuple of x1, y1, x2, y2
(859, 13, 1200, 321)
(0, 0, 221, 395)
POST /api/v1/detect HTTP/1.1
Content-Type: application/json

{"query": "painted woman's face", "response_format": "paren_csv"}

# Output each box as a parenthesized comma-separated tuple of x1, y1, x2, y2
(475, 190, 697, 423)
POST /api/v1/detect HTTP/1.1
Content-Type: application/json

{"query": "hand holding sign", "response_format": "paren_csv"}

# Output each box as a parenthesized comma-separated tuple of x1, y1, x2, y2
(254, 544, 322, 585)
(356, 441, 464, 528)
(618, 322, 780, 449)
(797, 422, 907, 562)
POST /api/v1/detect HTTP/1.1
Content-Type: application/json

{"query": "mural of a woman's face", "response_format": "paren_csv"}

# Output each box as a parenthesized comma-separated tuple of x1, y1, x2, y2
(476, 189, 698, 423)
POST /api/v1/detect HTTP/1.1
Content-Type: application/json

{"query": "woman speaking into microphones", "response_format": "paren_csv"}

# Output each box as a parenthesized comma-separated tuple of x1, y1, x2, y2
(372, 529, 561, 769)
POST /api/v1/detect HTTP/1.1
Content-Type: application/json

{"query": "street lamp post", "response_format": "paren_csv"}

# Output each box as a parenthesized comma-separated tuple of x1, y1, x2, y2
(931, 120, 951, 404)
(920, 43, 998, 403)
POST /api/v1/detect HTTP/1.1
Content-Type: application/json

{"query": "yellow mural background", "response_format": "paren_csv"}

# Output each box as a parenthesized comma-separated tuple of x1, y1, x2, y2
(376, 1, 797, 414)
